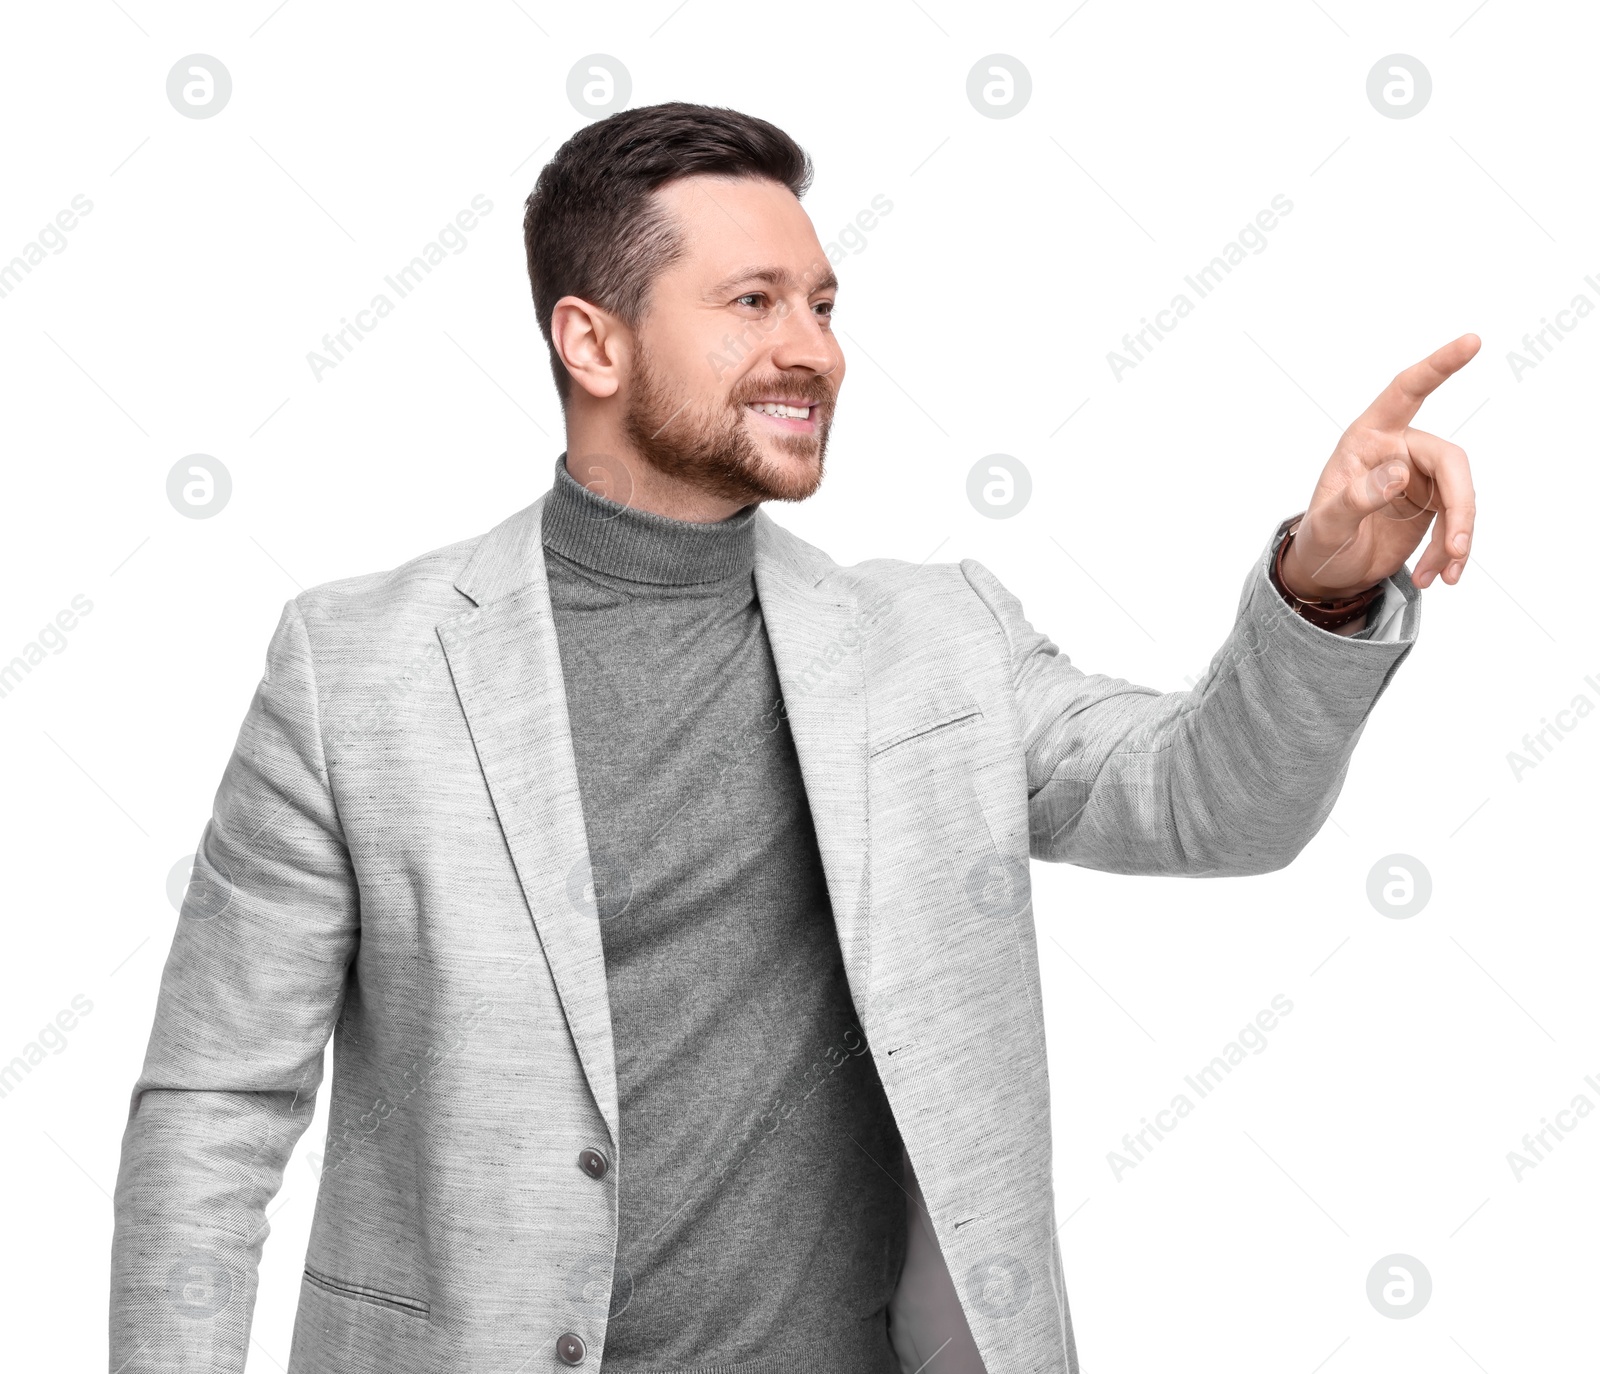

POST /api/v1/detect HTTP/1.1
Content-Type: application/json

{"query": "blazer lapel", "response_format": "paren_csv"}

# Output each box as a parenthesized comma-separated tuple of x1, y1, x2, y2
(431, 496, 875, 1157)
(436, 493, 620, 1153)
(751, 511, 873, 1004)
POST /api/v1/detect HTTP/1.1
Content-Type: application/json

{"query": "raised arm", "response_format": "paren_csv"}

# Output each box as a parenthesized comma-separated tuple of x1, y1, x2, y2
(962, 535, 1417, 876)
(962, 333, 1481, 876)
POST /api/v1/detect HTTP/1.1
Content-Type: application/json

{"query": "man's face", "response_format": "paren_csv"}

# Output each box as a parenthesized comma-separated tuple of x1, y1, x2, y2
(621, 174, 844, 507)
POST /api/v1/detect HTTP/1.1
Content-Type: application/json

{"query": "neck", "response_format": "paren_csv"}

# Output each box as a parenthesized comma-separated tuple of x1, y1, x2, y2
(568, 449, 746, 523)
(544, 454, 757, 584)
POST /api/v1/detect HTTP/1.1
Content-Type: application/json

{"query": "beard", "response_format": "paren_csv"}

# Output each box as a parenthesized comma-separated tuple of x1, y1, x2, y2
(621, 339, 836, 508)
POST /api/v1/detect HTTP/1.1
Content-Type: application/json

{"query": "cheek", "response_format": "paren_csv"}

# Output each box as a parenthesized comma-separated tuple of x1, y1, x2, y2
(642, 316, 722, 380)
(709, 330, 768, 394)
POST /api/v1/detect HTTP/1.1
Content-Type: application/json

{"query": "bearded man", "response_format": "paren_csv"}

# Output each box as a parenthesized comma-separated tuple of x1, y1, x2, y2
(110, 101, 1478, 1374)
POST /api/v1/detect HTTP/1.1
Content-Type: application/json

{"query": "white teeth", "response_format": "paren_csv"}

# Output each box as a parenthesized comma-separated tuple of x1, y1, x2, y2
(748, 402, 811, 419)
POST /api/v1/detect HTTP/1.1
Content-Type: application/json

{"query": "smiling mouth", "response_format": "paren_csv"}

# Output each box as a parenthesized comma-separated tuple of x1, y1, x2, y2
(744, 400, 818, 432)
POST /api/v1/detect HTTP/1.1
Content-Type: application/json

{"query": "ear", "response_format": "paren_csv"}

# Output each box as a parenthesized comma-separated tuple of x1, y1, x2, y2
(550, 295, 628, 401)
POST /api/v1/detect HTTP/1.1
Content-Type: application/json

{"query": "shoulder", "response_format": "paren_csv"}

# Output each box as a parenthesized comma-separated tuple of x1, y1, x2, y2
(756, 511, 1012, 644)
(290, 530, 482, 646)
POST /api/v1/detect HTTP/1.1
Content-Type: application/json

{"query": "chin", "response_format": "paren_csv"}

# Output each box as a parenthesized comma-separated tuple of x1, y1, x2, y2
(753, 442, 825, 503)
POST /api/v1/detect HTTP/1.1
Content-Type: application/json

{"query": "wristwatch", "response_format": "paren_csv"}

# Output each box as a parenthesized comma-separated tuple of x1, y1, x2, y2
(1269, 515, 1386, 633)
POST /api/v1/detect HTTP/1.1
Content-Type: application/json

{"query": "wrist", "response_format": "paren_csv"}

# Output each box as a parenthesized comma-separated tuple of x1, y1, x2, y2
(1270, 517, 1385, 632)
(1277, 522, 1371, 600)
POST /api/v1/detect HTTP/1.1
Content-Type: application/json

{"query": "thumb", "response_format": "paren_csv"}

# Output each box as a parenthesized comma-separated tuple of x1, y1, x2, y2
(1294, 460, 1413, 590)
(1323, 459, 1411, 538)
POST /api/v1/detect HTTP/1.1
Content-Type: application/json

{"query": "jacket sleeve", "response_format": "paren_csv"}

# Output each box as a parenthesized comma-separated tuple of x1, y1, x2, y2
(109, 598, 359, 1373)
(959, 517, 1420, 876)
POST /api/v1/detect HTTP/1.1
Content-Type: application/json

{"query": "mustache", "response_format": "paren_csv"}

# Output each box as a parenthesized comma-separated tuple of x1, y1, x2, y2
(729, 376, 836, 409)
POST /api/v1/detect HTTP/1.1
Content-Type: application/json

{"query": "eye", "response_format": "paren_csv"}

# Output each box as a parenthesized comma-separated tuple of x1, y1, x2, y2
(735, 292, 767, 309)
(813, 299, 835, 318)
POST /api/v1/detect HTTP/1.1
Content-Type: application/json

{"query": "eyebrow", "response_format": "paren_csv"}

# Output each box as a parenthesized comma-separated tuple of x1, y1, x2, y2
(708, 264, 839, 297)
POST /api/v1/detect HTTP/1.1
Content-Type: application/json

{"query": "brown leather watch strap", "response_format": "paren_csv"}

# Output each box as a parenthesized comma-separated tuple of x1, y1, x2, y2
(1270, 519, 1385, 632)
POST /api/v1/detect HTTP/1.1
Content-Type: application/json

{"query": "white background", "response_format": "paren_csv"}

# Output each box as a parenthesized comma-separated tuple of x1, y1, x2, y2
(1, 1, 1595, 1370)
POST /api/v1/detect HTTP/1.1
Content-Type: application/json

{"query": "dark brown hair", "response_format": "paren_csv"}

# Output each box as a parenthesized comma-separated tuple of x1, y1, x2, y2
(522, 101, 813, 405)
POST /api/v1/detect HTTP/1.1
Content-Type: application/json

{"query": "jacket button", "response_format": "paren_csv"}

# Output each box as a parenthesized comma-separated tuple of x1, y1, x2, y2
(577, 1147, 609, 1180)
(556, 1331, 587, 1364)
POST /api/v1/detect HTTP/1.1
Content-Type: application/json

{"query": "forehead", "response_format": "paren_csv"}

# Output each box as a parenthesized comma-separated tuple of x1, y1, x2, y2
(651, 174, 828, 283)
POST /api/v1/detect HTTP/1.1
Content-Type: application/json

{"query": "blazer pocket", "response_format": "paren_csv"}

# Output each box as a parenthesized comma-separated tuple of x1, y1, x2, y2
(303, 1264, 430, 1320)
(869, 697, 984, 758)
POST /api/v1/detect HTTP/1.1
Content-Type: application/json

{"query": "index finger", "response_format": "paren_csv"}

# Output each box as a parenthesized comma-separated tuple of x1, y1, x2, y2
(1355, 333, 1482, 433)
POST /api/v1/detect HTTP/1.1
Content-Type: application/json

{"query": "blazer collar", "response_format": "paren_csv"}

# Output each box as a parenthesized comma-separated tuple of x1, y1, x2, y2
(449, 490, 836, 606)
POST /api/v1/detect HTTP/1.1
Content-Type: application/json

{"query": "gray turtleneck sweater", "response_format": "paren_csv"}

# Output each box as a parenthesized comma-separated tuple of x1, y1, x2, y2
(540, 455, 907, 1374)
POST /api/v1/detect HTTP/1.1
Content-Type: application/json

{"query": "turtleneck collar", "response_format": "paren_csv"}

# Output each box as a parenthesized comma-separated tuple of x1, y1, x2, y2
(540, 453, 758, 586)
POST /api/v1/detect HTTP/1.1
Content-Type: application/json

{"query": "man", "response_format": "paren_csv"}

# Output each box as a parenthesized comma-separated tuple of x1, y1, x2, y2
(110, 102, 1477, 1374)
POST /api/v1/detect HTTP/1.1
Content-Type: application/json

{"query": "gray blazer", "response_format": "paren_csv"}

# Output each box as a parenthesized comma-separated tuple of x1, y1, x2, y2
(110, 493, 1419, 1373)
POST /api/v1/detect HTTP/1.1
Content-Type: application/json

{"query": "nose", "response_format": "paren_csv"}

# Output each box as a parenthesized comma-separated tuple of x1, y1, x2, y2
(767, 296, 843, 380)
